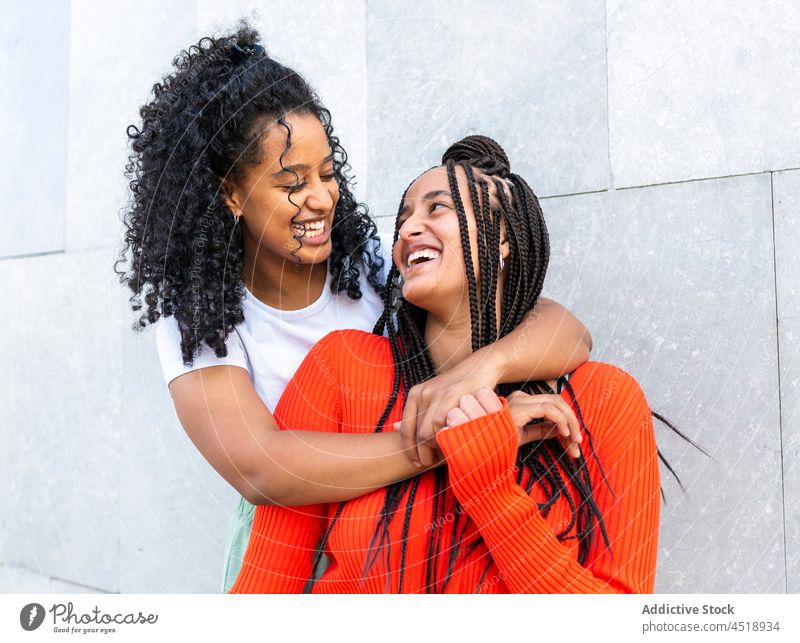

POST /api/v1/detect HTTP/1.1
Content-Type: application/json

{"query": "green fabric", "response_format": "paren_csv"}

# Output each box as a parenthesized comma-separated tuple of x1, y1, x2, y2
(220, 496, 255, 593)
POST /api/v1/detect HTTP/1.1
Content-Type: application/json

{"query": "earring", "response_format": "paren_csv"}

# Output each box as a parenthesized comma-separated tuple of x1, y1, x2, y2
(499, 252, 505, 272)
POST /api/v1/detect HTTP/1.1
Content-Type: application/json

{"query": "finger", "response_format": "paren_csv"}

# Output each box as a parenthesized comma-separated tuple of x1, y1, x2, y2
(514, 397, 582, 458)
(551, 396, 581, 441)
(473, 387, 503, 415)
(457, 394, 486, 420)
(418, 443, 441, 468)
(553, 418, 580, 459)
(564, 433, 581, 459)
(566, 407, 582, 458)
(536, 421, 560, 440)
(535, 402, 579, 459)
(519, 423, 546, 445)
(446, 407, 471, 427)
(538, 402, 573, 453)
(556, 432, 579, 459)
(542, 399, 573, 436)
(536, 401, 567, 434)
(458, 393, 486, 420)
(549, 397, 582, 458)
(416, 405, 438, 468)
(400, 391, 422, 467)
(432, 403, 451, 436)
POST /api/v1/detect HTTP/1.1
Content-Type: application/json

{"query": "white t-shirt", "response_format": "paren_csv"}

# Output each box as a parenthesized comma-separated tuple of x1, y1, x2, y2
(156, 244, 391, 412)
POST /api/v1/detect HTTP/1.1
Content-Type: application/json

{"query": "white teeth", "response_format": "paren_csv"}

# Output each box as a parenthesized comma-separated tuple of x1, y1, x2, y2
(406, 249, 441, 269)
(293, 220, 326, 238)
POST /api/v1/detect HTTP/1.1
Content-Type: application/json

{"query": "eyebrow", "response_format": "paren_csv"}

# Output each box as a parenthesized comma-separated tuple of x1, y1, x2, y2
(399, 190, 452, 216)
(271, 154, 334, 178)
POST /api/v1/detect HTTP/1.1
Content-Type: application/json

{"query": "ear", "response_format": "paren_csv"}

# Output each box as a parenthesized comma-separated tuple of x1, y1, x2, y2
(499, 236, 510, 261)
(219, 177, 244, 219)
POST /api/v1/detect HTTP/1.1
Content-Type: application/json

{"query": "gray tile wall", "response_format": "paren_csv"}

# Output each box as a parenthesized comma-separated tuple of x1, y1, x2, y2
(1, 0, 366, 594)
(0, 1, 70, 258)
(366, 0, 609, 219)
(65, 0, 198, 251)
(366, 0, 796, 594)
(607, 0, 800, 188)
(542, 176, 784, 592)
(1, 1, 796, 593)
(774, 170, 800, 593)
(0, 249, 122, 591)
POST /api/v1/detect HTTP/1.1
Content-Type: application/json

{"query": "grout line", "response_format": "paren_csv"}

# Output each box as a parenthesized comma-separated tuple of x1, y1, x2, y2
(616, 169, 773, 191)
(2, 563, 114, 594)
(0, 249, 65, 262)
(540, 188, 609, 200)
(374, 170, 797, 208)
(769, 171, 789, 594)
(0, 244, 115, 263)
(771, 165, 800, 175)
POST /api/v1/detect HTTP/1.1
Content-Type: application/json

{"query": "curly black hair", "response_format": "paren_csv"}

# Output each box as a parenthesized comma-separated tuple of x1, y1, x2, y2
(116, 21, 384, 365)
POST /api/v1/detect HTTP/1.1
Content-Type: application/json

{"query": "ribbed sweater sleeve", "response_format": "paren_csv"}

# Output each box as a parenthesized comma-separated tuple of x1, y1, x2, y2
(230, 332, 345, 594)
(435, 363, 660, 593)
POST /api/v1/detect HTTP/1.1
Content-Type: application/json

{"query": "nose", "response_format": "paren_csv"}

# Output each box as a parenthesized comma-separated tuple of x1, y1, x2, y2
(305, 178, 336, 214)
(398, 209, 424, 241)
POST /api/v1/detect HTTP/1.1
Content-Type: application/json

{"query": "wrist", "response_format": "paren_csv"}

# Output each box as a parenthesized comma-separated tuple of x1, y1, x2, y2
(392, 426, 441, 474)
(469, 344, 506, 386)
(436, 403, 518, 497)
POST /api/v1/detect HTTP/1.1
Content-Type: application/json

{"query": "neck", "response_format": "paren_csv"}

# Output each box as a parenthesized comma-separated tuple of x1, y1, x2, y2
(424, 304, 474, 374)
(241, 240, 327, 311)
(422, 280, 508, 375)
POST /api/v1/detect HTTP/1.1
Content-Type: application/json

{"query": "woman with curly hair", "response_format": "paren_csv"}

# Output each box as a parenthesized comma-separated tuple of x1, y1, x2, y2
(116, 22, 592, 592)
(231, 136, 662, 594)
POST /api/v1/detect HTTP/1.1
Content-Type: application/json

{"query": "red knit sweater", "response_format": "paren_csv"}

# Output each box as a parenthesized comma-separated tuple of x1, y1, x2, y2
(230, 330, 660, 594)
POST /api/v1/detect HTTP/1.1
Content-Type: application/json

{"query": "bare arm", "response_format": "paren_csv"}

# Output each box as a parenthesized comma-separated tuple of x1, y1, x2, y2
(401, 298, 591, 466)
(169, 365, 424, 507)
(477, 296, 591, 382)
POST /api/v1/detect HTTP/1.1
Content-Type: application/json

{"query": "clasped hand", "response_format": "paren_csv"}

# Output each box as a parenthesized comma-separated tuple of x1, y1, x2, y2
(398, 378, 582, 468)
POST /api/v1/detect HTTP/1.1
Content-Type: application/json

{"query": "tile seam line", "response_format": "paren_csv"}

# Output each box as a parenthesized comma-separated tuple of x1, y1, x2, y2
(769, 171, 788, 594)
(2, 562, 113, 593)
(0, 244, 116, 262)
(0, 250, 65, 262)
(463, 170, 794, 205)
(617, 168, 800, 192)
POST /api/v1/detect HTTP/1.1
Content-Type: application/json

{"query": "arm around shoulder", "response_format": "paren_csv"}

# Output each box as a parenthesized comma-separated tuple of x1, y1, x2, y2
(167, 331, 425, 507)
(168, 365, 289, 505)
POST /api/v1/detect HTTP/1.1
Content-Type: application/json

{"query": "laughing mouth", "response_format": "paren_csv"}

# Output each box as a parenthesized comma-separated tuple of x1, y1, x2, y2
(406, 248, 441, 270)
(292, 219, 326, 239)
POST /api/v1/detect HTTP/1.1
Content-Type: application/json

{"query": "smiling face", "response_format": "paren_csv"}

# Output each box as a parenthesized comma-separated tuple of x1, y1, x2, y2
(393, 165, 508, 320)
(223, 112, 339, 271)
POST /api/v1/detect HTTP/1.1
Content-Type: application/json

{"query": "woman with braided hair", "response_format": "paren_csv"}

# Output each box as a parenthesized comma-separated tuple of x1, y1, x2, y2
(117, 21, 592, 592)
(230, 136, 662, 594)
